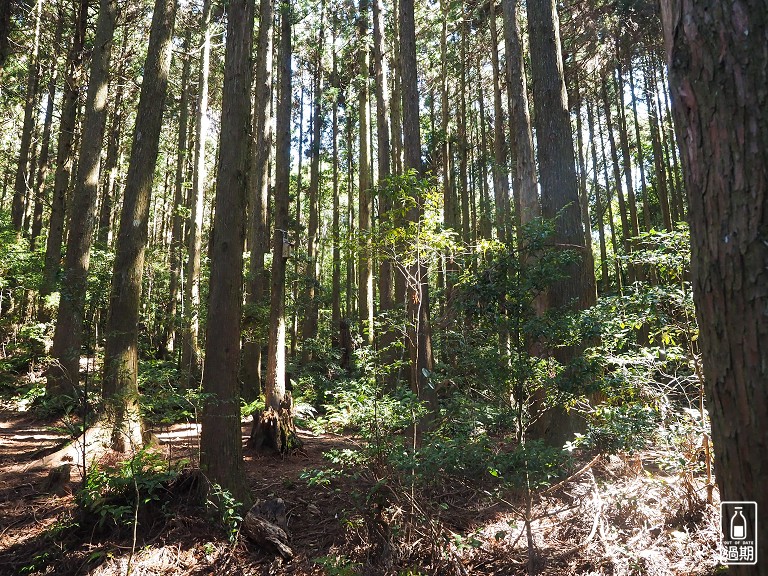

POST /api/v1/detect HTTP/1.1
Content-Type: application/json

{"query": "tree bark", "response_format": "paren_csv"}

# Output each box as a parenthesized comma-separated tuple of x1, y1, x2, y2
(11, 0, 42, 233)
(358, 0, 374, 345)
(41, 0, 88, 300)
(502, 0, 538, 227)
(200, 0, 253, 505)
(181, 0, 212, 381)
(301, 0, 324, 355)
(400, 0, 436, 428)
(102, 0, 177, 452)
(30, 6, 65, 250)
(162, 25, 192, 358)
(489, 0, 509, 243)
(526, 0, 596, 445)
(262, 0, 301, 452)
(242, 0, 275, 399)
(661, 3, 768, 572)
(47, 0, 118, 397)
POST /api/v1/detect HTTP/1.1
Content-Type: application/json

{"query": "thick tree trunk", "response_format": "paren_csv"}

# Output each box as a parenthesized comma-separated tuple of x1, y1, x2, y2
(200, 0, 253, 506)
(242, 0, 275, 399)
(181, 0, 212, 381)
(102, 0, 177, 452)
(47, 0, 118, 397)
(400, 0, 436, 428)
(661, 3, 768, 572)
(526, 0, 596, 446)
(502, 0, 538, 227)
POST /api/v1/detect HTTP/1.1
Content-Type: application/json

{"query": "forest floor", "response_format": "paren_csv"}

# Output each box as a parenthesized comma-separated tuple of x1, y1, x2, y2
(0, 395, 726, 575)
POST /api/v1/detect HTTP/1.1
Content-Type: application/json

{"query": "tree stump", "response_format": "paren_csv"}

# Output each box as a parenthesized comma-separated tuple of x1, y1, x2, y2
(249, 391, 303, 453)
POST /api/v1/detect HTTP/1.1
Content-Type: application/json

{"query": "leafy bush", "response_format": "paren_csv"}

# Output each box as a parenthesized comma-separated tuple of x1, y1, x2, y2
(76, 448, 183, 530)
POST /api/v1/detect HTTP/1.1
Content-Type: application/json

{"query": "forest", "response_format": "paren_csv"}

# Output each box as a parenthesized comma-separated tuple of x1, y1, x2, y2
(0, 0, 766, 574)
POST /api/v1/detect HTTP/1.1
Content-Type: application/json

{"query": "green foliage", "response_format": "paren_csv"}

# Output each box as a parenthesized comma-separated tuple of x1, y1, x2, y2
(568, 403, 658, 455)
(205, 483, 244, 543)
(76, 448, 182, 530)
(313, 554, 362, 576)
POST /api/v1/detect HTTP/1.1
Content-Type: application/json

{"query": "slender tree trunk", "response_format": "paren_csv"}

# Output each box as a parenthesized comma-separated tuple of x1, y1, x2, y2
(262, 0, 301, 452)
(102, 0, 177, 452)
(476, 57, 492, 241)
(587, 101, 609, 293)
(31, 7, 65, 249)
(243, 0, 274, 399)
(357, 0, 373, 345)
(302, 1, 324, 355)
(200, 0, 253, 504)
(628, 64, 651, 232)
(489, 0, 509, 242)
(41, 0, 88, 300)
(400, 0, 436, 428)
(615, 63, 640, 239)
(458, 17, 470, 245)
(645, 62, 672, 231)
(181, 0, 212, 381)
(331, 26, 341, 348)
(390, 0, 403, 179)
(162, 26, 192, 358)
(602, 82, 631, 262)
(372, 0, 392, 317)
(11, 0, 42, 232)
(96, 42, 127, 247)
(661, 3, 768, 571)
(47, 0, 117, 397)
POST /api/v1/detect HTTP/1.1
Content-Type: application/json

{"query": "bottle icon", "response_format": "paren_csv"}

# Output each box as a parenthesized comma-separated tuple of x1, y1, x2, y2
(731, 507, 747, 540)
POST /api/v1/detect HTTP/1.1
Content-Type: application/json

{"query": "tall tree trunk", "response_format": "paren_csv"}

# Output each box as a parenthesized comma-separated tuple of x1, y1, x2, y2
(601, 82, 631, 267)
(358, 0, 373, 345)
(102, 0, 177, 452)
(628, 64, 651, 232)
(526, 0, 596, 445)
(243, 0, 274, 399)
(262, 0, 301, 451)
(302, 0, 324, 355)
(47, 0, 117, 397)
(181, 0, 212, 381)
(96, 38, 128, 247)
(31, 6, 65, 249)
(661, 3, 768, 571)
(587, 101, 609, 293)
(372, 0, 392, 316)
(162, 25, 192, 358)
(41, 0, 88, 300)
(502, 0, 538, 227)
(489, 0, 509, 242)
(644, 62, 672, 231)
(400, 0, 436, 428)
(331, 24, 341, 349)
(458, 17, 470, 245)
(200, 0, 253, 505)
(11, 0, 42, 233)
